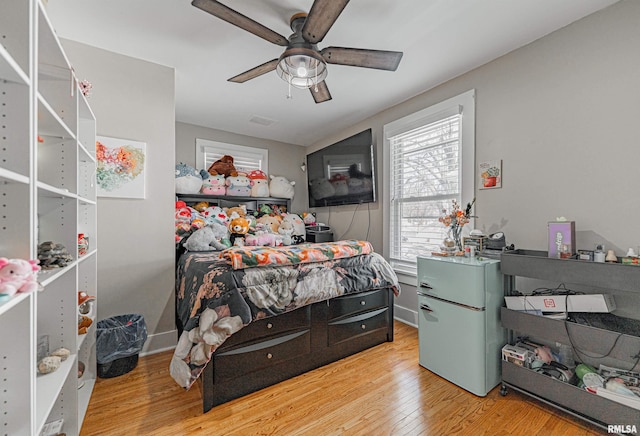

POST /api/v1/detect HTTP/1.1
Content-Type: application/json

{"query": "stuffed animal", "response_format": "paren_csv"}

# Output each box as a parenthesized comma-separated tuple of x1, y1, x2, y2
(330, 174, 349, 196)
(281, 213, 305, 244)
(257, 214, 282, 233)
(175, 163, 204, 194)
(247, 170, 270, 197)
(245, 231, 283, 247)
(348, 177, 368, 194)
(224, 205, 247, 220)
(228, 217, 250, 246)
(202, 206, 229, 226)
(269, 175, 295, 199)
(175, 201, 193, 241)
(226, 173, 252, 196)
(0, 258, 41, 297)
(278, 220, 294, 245)
(207, 155, 238, 177)
(301, 212, 317, 226)
(192, 201, 210, 212)
(200, 172, 226, 195)
(184, 222, 231, 251)
(309, 178, 335, 200)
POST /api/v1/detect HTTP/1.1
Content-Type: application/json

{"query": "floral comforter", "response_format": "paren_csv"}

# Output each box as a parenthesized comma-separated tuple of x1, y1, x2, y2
(170, 241, 400, 390)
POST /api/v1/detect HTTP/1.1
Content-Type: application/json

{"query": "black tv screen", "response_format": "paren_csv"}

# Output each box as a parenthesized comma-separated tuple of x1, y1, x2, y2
(307, 129, 376, 207)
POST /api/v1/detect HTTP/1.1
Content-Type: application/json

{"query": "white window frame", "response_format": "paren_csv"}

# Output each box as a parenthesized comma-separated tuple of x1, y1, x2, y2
(195, 138, 269, 174)
(382, 90, 475, 283)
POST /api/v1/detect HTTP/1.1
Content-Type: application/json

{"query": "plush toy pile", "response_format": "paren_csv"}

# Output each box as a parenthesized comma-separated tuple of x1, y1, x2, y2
(0, 257, 41, 297)
(174, 155, 311, 250)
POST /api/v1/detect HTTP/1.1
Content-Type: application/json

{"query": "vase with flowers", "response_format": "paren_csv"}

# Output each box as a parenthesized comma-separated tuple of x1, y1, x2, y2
(438, 198, 476, 254)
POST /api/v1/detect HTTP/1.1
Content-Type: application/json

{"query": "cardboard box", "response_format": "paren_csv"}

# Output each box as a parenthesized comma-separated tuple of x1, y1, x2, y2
(504, 294, 615, 313)
(548, 221, 576, 258)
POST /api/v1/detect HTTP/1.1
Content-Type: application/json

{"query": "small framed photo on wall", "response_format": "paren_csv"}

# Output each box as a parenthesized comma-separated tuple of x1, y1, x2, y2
(479, 160, 502, 189)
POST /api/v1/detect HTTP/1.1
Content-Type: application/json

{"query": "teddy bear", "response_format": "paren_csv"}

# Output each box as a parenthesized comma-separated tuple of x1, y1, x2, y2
(269, 175, 295, 199)
(257, 214, 282, 233)
(0, 258, 41, 297)
(200, 172, 226, 195)
(247, 170, 270, 197)
(309, 178, 335, 200)
(281, 213, 306, 244)
(225, 173, 252, 196)
(278, 220, 294, 245)
(207, 155, 238, 177)
(228, 216, 250, 246)
(175, 163, 204, 194)
(223, 205, 247, 220)
(184, 222, 231, 251)
(301, 212, 317, 226)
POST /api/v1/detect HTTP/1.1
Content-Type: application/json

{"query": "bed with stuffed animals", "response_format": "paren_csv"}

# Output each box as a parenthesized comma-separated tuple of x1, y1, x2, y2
(170, 240, 400, 413)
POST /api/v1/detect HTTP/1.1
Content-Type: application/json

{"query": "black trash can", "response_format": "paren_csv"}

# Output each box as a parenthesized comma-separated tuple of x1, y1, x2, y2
(96, 314, 147, 378)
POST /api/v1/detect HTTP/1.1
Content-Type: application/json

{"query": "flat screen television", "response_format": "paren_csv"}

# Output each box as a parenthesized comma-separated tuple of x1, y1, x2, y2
(307, 129, 376, 208)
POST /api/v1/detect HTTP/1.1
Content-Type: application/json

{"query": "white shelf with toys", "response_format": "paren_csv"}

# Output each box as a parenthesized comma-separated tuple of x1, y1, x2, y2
(0, 1, 98, 435)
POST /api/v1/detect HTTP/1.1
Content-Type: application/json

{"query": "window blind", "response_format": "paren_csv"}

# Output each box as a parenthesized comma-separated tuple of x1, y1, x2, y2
(388, 113, 461, 266)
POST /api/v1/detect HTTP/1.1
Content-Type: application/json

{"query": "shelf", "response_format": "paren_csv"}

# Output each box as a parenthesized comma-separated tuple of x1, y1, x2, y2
(0, 0, 30, 78)
(501, 249, 640, 292)
(0, 43, 29, 85)
(36, 353, 76, 433)
(176, 193, 290, 205)
(502, 361, 639, 429)
(501, 307, 640, 364)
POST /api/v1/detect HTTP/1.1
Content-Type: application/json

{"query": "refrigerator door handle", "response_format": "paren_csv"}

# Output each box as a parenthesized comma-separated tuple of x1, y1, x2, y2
(419, 303, 433, 313)
(419, 282, 433, 290)
(418, 293, 485, 312)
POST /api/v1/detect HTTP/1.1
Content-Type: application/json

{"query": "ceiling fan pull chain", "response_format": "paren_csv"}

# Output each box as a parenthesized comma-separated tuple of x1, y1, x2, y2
(287, 78, 292, 99)
(314, 65, 319, 92)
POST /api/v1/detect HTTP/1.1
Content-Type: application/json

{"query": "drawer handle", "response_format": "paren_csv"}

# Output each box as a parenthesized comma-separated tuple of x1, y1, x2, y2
(267, 323, 273, 329)
(361, 324, 366, 330)
(267, 353, 273, 359)
(420, 304, 433, 313)
(360, 300, 366, 306)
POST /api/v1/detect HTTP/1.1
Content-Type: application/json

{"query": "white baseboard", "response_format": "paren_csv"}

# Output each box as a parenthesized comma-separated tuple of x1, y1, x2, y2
(140, 329, 177, 357)
(394, 304, 418, 328)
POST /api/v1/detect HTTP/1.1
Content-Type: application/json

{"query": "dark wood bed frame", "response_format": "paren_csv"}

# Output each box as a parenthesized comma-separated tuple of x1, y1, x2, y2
(197, 287, 395, 412)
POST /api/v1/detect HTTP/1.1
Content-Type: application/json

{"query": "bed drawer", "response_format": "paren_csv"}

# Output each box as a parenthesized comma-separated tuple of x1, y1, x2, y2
(213, 330, 311, 381)
(329, 289, 388, 320)
(219, 305, 311, 350)
(327, 307, 389, 346)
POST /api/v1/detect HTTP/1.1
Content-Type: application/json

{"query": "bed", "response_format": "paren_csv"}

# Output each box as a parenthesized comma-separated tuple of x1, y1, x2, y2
(170, 240, 400, 412)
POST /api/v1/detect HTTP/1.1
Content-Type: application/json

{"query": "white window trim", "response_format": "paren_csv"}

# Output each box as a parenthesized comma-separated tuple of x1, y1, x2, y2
(382, 89, 476, 280)
(195, 138, 269, 174)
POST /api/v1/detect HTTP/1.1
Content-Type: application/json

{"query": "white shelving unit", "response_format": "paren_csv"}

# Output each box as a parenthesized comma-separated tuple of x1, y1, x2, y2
(0, 1, 98, 435)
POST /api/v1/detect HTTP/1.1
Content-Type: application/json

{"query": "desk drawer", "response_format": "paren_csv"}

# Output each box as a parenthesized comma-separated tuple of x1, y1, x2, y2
(214, 330, 310, 381)
(328, 307, 389, 346)
(329, 289, 388, 320)
(219, 305, 311, 350)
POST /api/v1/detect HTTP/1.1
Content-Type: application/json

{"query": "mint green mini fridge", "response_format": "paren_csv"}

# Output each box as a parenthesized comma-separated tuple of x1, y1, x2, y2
(417, 256, 506, 396)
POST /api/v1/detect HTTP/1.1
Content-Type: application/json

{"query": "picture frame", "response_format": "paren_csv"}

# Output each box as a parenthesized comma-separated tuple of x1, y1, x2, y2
(479, 159, 502, 189)
(96, 136, 146, 199)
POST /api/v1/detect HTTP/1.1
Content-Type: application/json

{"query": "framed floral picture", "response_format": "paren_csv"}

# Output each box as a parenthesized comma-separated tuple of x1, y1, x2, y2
(479, 159, 502, 190)
(95, 136, 146, 198)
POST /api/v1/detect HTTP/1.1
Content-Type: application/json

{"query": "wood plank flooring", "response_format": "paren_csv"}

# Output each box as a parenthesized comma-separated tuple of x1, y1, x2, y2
(80, 322, 604, 435)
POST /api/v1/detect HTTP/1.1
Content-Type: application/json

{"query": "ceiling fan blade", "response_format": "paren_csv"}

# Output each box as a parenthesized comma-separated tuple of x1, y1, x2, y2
(302, 0, 350, 44)
(321, 47, 403, 71)
(310, 81, 332, 103)
(228, 58, 279, 83)
(192, 0, 288, 46)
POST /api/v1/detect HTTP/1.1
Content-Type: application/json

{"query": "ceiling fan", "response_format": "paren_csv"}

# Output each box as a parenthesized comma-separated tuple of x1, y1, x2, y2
(191, 0, 403, 103)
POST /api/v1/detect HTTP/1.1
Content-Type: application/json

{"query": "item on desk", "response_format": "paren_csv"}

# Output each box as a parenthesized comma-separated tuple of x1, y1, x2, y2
(594, 244, 606, 263)
(605, 249, 618, 263)
(577, 249, 594, 261)
(548, 219, 575, 259)
(626, 247, 638, 257)
(504, 293, 616, 313)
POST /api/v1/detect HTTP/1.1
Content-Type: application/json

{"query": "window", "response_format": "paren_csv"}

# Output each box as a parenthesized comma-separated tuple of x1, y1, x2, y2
(383, 90, 475, 276)
(195, 138, 269, 174)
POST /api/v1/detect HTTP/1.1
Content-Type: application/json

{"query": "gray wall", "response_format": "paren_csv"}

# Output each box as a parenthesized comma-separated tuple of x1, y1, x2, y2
(307, 0, 640, 325)
(59, 0, 639, 351)
(176, 122, 307, 213)
(60, 40, 177, 353)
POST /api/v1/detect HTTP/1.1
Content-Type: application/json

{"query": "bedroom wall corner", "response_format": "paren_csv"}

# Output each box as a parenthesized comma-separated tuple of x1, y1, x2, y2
(59, 39, 177, 353)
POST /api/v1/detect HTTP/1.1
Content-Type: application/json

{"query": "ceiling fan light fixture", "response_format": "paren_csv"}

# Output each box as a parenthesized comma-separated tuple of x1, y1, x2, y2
(276, 47, 327, 90)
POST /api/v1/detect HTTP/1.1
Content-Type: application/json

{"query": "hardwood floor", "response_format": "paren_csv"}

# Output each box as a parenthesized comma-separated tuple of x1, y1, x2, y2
(80, 322, 604, 435)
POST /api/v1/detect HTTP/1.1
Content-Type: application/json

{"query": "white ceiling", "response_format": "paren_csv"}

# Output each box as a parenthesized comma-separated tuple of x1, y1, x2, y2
(46, 0, 618, 146)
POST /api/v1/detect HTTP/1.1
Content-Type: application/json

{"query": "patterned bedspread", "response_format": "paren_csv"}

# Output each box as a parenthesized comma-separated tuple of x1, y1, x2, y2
(170, 240, 400, 389)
